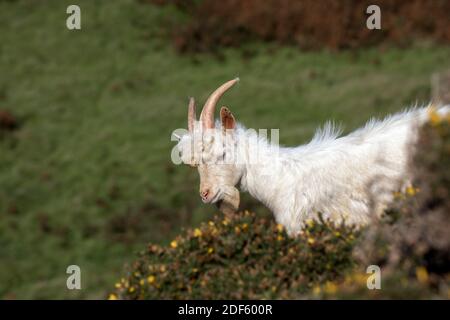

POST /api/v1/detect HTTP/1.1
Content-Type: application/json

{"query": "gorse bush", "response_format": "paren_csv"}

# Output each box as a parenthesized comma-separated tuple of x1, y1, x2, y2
(333, 109, 450, 299)
(110, 212, 358, 299)
(358, 109, 450, 271)
(351, 109, 450, 298)
(111, 112, 450, 299)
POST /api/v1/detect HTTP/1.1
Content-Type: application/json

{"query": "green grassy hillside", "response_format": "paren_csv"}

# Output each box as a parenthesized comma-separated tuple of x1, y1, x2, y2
(0, 0, 449, 298)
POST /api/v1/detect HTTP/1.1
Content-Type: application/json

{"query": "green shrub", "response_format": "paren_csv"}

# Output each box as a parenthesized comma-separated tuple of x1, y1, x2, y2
(110, 211, 358, 299)
(337, 110, 450, 299)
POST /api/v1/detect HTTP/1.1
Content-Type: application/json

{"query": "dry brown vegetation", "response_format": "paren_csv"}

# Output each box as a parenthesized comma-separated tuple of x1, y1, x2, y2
(146, 0, 450, 53)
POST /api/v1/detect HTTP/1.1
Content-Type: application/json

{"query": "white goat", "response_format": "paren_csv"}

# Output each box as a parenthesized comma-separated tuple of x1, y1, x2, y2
(176, 78, 448, 236)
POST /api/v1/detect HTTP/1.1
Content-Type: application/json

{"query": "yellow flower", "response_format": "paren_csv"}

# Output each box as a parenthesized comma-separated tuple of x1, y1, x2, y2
(147, 275, 156, 284)
(334, 232, 341, 237)
(312, 285, 321, 295)
(170, 240, 177, 249)
(194, 228, 202, 237)
(324, 282, 337, 295)
(207, 247, 214, 254)
(353, 273, 367, 285)
(277, 235, 284, 241)
(306, 219, 314, 228)
(276, 224, 284, 232)
(406, 186, 418, 196)
(416, 267, 429, 284)
(139, 279, 145, 286)
(428, 108, 441, 126)
(241, 223, 248, 230)
(128, 286, 135, 293)
(108, 293, 118, 300)
(222, 218, 229, 226)
(114, 282, 122, 289)
(307, 237, 315, 245)
(208, 221, 215, 227)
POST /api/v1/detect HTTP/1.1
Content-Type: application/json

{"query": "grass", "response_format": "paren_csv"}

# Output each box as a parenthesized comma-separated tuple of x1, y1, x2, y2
(0, 0, 449, 299)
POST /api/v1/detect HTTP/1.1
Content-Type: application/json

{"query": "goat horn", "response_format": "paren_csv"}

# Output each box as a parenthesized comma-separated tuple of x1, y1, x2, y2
(200, 78, 239, 129)
(188, 97, 196, 133)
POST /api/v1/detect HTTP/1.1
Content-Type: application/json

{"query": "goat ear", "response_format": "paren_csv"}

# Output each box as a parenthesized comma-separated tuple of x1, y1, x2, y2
(220, 106, 236, 130)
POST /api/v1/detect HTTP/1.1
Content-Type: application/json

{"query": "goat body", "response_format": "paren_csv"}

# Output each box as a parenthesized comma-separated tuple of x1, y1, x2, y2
(233, 107, 440, 235)
(176, 79, 448, 236)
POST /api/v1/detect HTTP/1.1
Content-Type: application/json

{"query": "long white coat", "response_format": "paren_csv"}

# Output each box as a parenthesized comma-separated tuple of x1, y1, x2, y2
(233, 106, 447, 235)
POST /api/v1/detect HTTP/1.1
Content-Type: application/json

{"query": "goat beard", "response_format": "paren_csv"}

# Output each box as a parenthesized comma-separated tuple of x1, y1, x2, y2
(216, 186, 240, 216)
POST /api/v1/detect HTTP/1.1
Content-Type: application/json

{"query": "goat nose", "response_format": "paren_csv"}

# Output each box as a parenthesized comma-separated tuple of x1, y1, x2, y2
(200, 189, 209, 199)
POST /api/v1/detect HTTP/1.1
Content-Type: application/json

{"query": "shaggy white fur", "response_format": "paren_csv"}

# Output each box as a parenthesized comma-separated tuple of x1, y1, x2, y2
(232, 107, 442, 235)
(176, 82, 448, 235)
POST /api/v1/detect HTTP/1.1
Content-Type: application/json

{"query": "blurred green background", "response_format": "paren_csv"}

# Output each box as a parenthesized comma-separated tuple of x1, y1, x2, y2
(0, 0, 449, 299)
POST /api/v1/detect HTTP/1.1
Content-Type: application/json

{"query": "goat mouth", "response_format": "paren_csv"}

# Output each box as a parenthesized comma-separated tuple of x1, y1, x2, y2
(202, 191, 221, 204)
